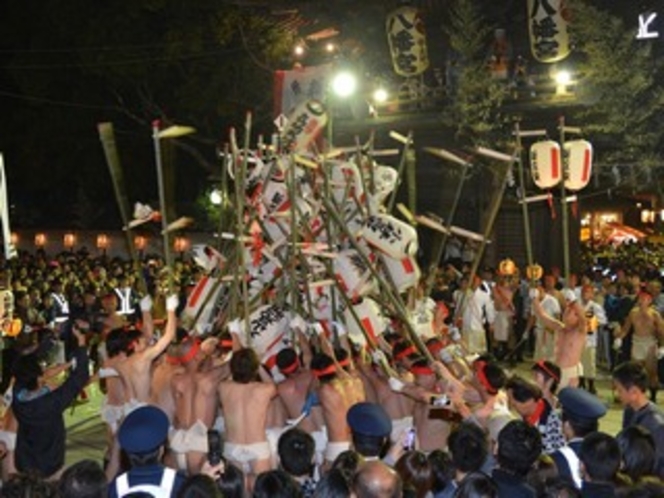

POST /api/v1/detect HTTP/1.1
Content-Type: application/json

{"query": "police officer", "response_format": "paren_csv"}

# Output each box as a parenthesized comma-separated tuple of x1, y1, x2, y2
(549, 387, 607, 489)
(347, 402, 393, 461)
(110, 405, 186, 498)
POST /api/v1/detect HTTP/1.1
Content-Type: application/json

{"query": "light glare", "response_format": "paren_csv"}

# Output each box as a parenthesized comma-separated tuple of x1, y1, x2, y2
(554, 70, 572, 86)
(373, 88, 388, 103)
(332, 71, 357, 98)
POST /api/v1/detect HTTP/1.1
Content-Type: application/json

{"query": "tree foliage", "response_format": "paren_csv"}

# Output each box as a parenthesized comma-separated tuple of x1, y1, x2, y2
(442, 0, 509, 144)
(568, 1, 664, 195)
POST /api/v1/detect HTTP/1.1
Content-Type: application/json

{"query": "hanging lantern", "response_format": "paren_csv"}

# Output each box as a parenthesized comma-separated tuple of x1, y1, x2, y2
(530, 140, 562, 189)
(498, 258, 517, 276)
(527, 0, 570, 63)
(386, 4, 429, 77)
(564, 140, 593, 191)
(526, 264, 544, 281)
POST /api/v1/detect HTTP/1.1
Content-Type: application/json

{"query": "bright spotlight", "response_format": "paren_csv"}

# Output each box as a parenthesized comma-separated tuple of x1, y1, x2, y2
(554, 70, 572, 86)
(325, 42, 335, 53)
(210, 189, 222, 206)
(373, 88, 388, 104)
(331, 71, 357, 98)
(294, 45, 305, 57)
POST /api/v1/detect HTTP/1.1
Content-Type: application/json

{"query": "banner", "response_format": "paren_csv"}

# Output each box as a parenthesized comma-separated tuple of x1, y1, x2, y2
(273, 64, 331, 118)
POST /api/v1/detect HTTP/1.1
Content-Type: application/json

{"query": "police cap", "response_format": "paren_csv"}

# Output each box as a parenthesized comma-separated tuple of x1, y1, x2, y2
(118, 405, 169, 454)
(558, 387, 607, 424)
(347, 402, 392, 438)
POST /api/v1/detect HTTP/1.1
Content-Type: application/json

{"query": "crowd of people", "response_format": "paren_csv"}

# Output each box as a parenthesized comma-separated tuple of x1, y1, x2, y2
(0, 246, 663, 497)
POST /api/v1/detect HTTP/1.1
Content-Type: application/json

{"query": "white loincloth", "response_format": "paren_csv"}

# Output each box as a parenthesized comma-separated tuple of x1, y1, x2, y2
(100, 397, 125, 434)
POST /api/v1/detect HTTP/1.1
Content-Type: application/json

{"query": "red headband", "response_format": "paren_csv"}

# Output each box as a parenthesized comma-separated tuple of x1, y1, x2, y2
(475, 361, 497, 395)
(394, 345, 417, 361)
(338, 357, 351, 368)
(219, 339, 233, 348)
(279, 358, 300, 375)
(179, 340, 201, 365)
(427, 341, 444, 355)
(312, 364, 337, 378)
(535, 360, 560, 383)
(165, 354, 180, 365)
(410, 365, 435, 376)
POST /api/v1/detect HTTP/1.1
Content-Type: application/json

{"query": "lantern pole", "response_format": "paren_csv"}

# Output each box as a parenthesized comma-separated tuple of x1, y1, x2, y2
(558, 116, 571, 285)
(513, 122, 547, 285)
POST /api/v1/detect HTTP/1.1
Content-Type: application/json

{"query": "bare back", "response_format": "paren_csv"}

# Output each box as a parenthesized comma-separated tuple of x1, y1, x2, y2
(318, 379, 354, 443)
(218, 380, 277, 445)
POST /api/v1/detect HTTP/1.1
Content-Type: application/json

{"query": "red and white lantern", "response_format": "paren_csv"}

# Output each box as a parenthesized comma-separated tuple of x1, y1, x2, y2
(362, 214, 418, 259)
(564, 140, 593, 191)
(343, 297, 388, 346)
(530, 140, 562, 189)
(381, 254, 420, 293)
(281, 100, 328, 153)
(333, 249, 376, 300)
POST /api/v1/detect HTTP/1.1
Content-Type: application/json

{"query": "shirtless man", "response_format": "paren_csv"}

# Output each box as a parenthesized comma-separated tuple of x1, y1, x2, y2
(358, 352, 416, 445)
(168, 337, 226, 474)
(98, 329, 131, 479)
(615, 291, 664, 401)
(532, 288, 587, 388)
(394, 358, 453, 453)
(275, 347, 327, 464)
(310, 352, 358, 465)
(149, 342, 184, 424)
(114, 294, 178, 405)
(219, 348, 277, 485)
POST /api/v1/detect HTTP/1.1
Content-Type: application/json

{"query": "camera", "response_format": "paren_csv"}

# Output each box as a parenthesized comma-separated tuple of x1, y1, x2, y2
(207, 429, 224, 466)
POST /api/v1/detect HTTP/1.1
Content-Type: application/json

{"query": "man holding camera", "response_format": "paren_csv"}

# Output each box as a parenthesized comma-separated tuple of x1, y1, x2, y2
(11, 319, 90, 478)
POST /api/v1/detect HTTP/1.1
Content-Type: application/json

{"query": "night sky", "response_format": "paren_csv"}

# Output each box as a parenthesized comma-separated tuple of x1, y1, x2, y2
(0, 1, 654, 230)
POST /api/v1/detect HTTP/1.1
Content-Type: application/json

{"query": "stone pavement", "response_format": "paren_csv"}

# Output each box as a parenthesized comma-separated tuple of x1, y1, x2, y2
(62, 361, 629, 469)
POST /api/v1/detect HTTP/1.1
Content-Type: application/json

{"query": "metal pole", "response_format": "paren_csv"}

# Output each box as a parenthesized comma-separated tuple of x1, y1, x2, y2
(559, 116, 571, 285)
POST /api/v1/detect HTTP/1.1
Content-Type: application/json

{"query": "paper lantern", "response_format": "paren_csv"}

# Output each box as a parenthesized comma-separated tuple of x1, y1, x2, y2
(386, 5, 429, 77)
(564, 140, 593, 191)
(281, 100, 328, 153)
(526, 264, 544, 281)
(343, 298, 388, 346)
(527, 0, 570, 63)
(499, 258, 517, 276)
(362, 214, 418, 259)
(381, 254, 420, 293)
(530, 140, 562, 189)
